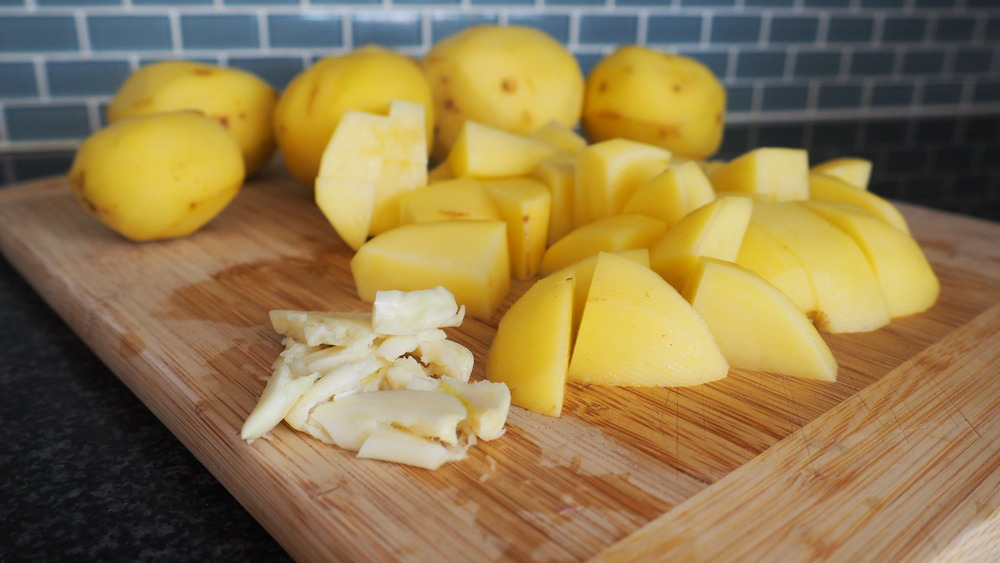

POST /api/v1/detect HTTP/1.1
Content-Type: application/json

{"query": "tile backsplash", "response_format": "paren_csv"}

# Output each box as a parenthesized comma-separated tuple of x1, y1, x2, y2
(1, 0, 999, 220)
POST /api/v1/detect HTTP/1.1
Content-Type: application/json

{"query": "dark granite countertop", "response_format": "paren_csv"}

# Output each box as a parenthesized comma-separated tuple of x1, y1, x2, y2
(0, 255, 292, 562)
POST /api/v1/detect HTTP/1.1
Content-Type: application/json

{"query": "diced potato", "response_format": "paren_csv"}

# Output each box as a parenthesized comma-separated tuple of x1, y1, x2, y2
(810, 157, 872, 190)
(623, 160, 717, 227)
(708, 147, 809, 202)
(398, 178, 500, 224)
(539, 214, 667, 276)
(486, 273, 576, 417)
(752, 201, 890, 333)
(807, 173, 910, 234)
(735, 222, 817, 315)
(682, 258, 838, 382)
(482, 178, 552, 280)
(574, 138, 672, 227)
(530, 120, 588, 156)
(351, 220, 510, 320)
(445, 120, 558, 178)
(649, 196, 754, 290)
(801, 201, 938, 319)
(532, 159, 577, 246)
(548, 249, 650, 337)
(567, 253, 729, 387)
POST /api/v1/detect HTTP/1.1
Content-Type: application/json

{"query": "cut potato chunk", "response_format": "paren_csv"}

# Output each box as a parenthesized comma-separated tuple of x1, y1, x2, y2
(486, 273, 576, 417)
(810, 157, 872, 190)
(708, 147, 809, 202)
(573, 138, 672, 227)
(623, 160, 717, 227)
(567, 253, 728, 387)
(548, 249, 650, 339)
(735, 221, 817, 315)
(539, 214, 667, 276)
(801, 201, 938, 318)
(351, 220, 510, 320)
(531, 120, 588, 157)
(398, 178, 500, 224)
(482, 177, 551, 280)
(446, 120, 557, 178)
(683, 258, 837, 381)
(649, 195, 754, 291)
(808, 172, 910, 234)
(752, 201, 890, 333)
(532, 158, 577, 245)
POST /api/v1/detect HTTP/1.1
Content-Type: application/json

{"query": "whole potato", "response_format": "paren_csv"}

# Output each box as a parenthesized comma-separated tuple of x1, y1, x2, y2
(69, 111, 245, 242)
(107, 60, 278, 176)
(582, 46, 726, 161)
(273, 46, 434, 186)
(422, 25, 584, 162)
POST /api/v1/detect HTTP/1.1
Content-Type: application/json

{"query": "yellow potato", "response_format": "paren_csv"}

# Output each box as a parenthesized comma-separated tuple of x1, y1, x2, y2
(274, 46, 434, 186)
(422, 25, 585, 162)
(68, 111, 245, 242)
(583, 46, 726, 160)
(107, 60, 277, 176)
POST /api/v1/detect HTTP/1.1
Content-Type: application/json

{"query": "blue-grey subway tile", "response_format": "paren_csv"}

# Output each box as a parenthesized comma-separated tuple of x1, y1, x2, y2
(225, 0, 298, 4)
(9, 152, 73, 183)
(794, 51, 841, 78)
(965, 115, 1000, 140)
(0, 62, 38, 98)
(4, 105, 91, 141)
(922, 82, 963, 106)
(36, 0, 119, 4)
(858, 0, 904, 7)
(745, 0, 794, 6)
(881, 17, 928, 43)
(802, 0, 850, 6)
(430, 14, 499, 43)
(848, 50, 895, 76)
(545, 0, 603, 6)
(954, 48, 993, 74)
(863, 118, 909, 144)
(575, 53, 603, 77)
(735, 51, 786, 79)
(934, 17, 977, 42)
(986, 17, 1000, 41)
(352, 12, 422, 47)
(0, 16, 79, 52)
(46, 60, 131, 97)
(312, 0, 379, 4)
(768, 16, 819, 44)
(680, 0, 736, 7)
(913, 0, 955, 6)
(505, 14, 571, 44)
(578, 14, 638, 45)
(88, 15, 173, 51)
(966, 0, 997, 8)
(710, 15, 761, 44)
(647, 15, 703, 45)
(725, 85, 754, 113)
(914, 118, 956, 143)
(809, 121, 860, 149)
(0, 0, 25, 5)
(471, 0, 533, 5)
(826, 17, 873, 44)
(973, 80, 1000, 103)
(816, 83, 862, 109)
(268, 13, 343, 48)
(901, 50, 945, 75)
(870, 83, 914, 107)
(614, 0, 668, 5)
(181, 14, 260, 49)
(133, 0, 210, 5)
(228, 56, 304, 90)
(678, 51, 728, 79)
(758, 123, 806, 147)
(760, 85, 809, 111)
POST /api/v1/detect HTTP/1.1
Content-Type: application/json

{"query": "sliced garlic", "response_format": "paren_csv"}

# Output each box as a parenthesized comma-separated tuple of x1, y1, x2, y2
(372, 286, 465, 335)
(440, 376, 511, 441)
(241, 363, 320, 442)
(357, 426, 472, 470)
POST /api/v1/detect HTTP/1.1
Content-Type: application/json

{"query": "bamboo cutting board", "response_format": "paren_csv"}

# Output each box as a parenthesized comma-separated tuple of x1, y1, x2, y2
(1, 169, 999, 562)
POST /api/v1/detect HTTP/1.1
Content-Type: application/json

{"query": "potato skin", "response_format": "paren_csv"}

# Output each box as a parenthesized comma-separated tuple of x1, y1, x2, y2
(69, 111, 245, 242)
(422, 25, 584, 163)
(273, 46, 434, 186)
(582, 46, 726, 161)
(107, 60, 277, 177)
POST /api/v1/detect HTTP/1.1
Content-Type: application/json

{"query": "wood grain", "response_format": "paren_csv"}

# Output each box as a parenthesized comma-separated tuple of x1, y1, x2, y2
(1, 169, 998, 562)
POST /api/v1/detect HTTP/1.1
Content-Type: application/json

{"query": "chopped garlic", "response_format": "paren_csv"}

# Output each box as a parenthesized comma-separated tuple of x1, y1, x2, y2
(241, 287, 510, 469)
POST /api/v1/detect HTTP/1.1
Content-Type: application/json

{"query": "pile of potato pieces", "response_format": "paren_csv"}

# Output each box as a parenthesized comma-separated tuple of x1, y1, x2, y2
(316, 100, 939, 417)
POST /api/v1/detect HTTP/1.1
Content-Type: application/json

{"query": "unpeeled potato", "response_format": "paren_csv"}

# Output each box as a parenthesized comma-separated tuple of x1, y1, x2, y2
(582, 46, 726, 161)
(422, 25, 585, 162)
(69, 111, 245, 242)
(107, 60, 277, 176)
(274, 46, 435, 186)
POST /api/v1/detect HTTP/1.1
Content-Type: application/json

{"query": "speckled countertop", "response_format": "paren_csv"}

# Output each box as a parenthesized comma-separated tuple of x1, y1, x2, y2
(0, 255, 292, 562)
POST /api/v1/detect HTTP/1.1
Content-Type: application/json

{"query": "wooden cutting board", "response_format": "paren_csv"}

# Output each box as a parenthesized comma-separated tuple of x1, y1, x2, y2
(1, 169, 999, 562)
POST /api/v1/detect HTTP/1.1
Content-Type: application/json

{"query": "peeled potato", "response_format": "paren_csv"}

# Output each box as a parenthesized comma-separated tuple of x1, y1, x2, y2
(582, 46, 726, 161)
(422, 25, 585, 162)
(274, 46, 434, 186)
(68, 111, 245, 242)
(107, 60, 277, 177)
